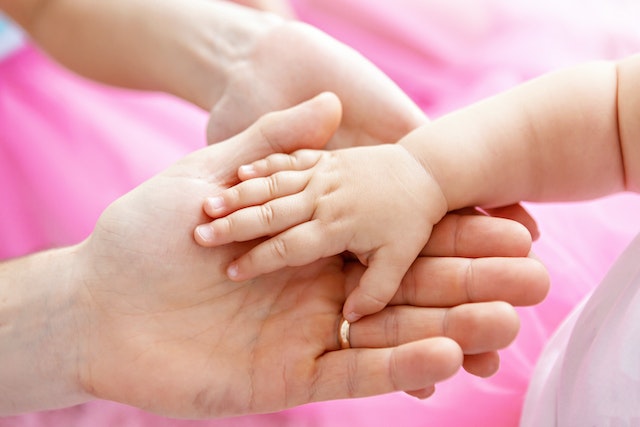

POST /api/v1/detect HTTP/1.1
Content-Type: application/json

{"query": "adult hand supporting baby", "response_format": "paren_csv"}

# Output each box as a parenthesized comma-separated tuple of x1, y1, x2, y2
(202, 13, 540, 237)
(0, 0, 539, 238)
(0, 94, 548, 418)
(81, 93, 547, 416)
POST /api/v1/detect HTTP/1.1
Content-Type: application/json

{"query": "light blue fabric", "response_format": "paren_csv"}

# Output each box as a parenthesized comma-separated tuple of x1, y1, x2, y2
(0, 12, 25, 60)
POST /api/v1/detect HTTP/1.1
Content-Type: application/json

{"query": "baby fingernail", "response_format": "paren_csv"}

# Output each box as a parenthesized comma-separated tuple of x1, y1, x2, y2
(196, 225, 214, 242)
(207, 196, 224, 210)
(345, 312, 362, 323)
(239, 164, 256, 176)
(227, 263, 239, 279)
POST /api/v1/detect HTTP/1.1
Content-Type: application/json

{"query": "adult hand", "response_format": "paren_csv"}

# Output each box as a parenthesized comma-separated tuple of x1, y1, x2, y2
(64, 94, 546, 418)
(203, 17, 541, 236)
(206, 19, 426, 149)
(2, 0, 422, 150)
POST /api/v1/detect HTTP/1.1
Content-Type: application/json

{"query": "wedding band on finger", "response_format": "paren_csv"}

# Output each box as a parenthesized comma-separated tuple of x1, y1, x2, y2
(338, 316, 351, 349)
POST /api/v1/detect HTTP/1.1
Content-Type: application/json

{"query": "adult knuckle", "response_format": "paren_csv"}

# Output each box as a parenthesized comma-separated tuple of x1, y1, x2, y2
(384, 308, 401, 345)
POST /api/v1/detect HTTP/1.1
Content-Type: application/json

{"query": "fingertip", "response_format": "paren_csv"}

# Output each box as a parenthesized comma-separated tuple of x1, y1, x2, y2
(405, 386, 436, 400)
(194, 224, 215, 246)
(343, 310, 362, 324)
(446, 301, 520, 354)
(343, 272, 400, 322)
(203, 196, 226, 217)
(482, 203, 540, 240)
(473, 215, 533, 257)
(462, 352, 501, 378)
(238, 164, 257, 180)
(342, 289, 364, 322)
(226, 259, 261, 282)
(313, 91, 342, 116)
(392, 338, 463, 390)
(524, 256, 551, 305)
(304, 92, 342, 147)
(486, 301, 521, 346)
(433, 338, 464, 375)
(341, 302, 383, 325)
(341, 294, 360, 323)
(226, 262, 242, 281)
(510, 219, 534, 255)
(342, 290, 386, 323)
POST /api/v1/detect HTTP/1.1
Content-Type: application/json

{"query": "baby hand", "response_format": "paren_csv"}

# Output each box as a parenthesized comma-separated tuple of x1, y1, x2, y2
(194, 145, 447, 322)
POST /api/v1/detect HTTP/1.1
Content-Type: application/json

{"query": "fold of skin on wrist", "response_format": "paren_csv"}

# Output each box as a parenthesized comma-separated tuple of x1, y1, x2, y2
(0, 245, 92, 415)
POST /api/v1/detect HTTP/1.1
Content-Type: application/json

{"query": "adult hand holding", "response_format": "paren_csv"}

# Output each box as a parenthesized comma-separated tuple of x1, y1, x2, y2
(205, 18, 426, 149)
(201, 10, 540, 234)
(0, 0, 552, 235)
(0, 0, 423, 151)
(0, 94, 548, 418)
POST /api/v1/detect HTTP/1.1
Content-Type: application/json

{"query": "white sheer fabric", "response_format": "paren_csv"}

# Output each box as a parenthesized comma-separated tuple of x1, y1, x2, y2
(522, 233, 640, 426)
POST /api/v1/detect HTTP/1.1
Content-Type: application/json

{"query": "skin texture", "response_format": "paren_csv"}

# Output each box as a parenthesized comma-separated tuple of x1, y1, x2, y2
(0, 0, 425, 150)
(195, 144, 446, 322)
(195, 55, 640, 323)
(398, 55, 640, 204)
(0, 0, 545, 416)
(0, 95, 549, 417)
(1, 0, 536, 229)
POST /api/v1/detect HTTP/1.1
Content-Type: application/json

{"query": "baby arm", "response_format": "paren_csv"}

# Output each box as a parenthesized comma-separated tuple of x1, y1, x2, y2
(195, 144, 447, 322)
(398, 54, 640, 210)
(195, 53, 640, 322)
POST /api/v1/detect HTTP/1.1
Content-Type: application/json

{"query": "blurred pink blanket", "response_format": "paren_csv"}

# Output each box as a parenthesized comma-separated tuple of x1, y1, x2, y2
(2, 1, 640, 426)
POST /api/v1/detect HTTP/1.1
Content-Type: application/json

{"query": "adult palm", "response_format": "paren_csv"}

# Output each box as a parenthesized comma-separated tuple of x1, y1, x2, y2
(76, 95, 546, 418)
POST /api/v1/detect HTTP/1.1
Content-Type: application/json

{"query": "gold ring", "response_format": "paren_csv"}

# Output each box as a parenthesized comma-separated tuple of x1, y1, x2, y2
(338, 316, 351, 349)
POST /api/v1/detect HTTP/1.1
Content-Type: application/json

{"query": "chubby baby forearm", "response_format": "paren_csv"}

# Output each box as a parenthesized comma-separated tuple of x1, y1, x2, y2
(401, 58, 630, 211)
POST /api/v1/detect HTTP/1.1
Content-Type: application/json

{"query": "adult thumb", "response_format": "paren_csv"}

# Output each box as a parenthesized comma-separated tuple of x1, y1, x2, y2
(208, 92, 342, 178)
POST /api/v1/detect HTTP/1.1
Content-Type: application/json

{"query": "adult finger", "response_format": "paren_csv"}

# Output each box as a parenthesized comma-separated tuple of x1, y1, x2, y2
(199, 92, 342, 183)
(395, 256, 549, 307)
(422, 213, 532, 258)
(404, 387, 436, 400)
(483, 203, 540, 241)
(344, 302, 520, 355)
(311, 338, 462, 402)
(462, 352, 501, 378)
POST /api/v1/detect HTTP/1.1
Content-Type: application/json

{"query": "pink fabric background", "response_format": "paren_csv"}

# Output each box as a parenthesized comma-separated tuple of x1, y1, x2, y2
(2, 1, 640, 425)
